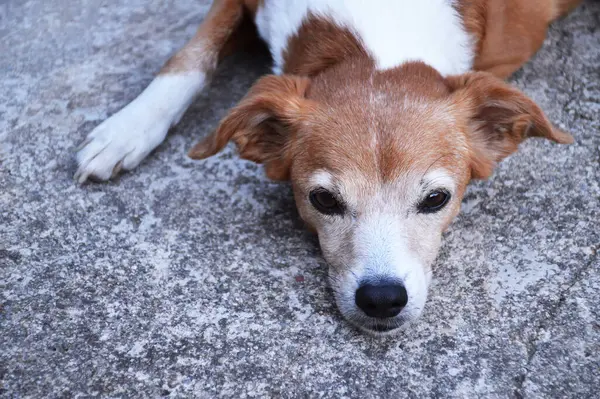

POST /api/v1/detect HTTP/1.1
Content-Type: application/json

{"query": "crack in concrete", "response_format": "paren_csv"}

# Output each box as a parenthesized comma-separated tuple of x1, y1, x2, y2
(513, 245, 598, 398)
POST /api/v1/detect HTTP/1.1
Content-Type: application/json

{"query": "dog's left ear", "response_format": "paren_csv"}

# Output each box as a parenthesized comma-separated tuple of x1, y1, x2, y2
(188, 74, 314, 180)
(447, 72, 573, 179)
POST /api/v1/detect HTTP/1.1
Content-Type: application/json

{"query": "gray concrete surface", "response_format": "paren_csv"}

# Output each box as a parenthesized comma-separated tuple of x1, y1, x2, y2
(1, 1, 599, 397)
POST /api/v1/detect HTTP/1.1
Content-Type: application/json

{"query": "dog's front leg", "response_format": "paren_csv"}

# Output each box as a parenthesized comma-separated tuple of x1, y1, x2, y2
(75, 0, 249, 183)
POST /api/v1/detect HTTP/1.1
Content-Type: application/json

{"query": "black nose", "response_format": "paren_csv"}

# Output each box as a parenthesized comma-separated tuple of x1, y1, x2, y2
(355, 283, 408, 318)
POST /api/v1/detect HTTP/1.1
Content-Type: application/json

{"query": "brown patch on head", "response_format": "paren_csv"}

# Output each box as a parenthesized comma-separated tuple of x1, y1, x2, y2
(290, 61, 470, 188)
(282, 14, 369, 77)
(193, 39, 570, 213)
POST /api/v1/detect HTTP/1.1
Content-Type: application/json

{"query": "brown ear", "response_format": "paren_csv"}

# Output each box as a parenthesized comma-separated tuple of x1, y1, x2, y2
(188, 74, 313, 180)
(447, 72, 573, 179)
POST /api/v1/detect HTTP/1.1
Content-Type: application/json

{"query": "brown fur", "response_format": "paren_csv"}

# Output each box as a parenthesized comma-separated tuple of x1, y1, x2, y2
(457, 0, 582, 78)
(181, 0, 579, 241)
(161, 0, 582, 80)
(190, 0, 578, 185)
(160, 0, 261, 75)
(191, 53, 573, 206)
(447, 72, 573, 178)
(188, 74, 315, 180)
(282, 15, 369, 77)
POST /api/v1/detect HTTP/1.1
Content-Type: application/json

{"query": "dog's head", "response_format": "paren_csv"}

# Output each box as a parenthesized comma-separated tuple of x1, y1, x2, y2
(190, 61, 572, 335)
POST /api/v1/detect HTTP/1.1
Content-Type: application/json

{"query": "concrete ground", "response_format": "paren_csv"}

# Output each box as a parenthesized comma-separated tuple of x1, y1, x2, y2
(1, 0, 599, 397)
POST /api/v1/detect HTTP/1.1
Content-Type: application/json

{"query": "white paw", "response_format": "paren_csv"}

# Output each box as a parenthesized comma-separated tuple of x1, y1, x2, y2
(74, 105, 171, 183)
(74, 73, 205, 183)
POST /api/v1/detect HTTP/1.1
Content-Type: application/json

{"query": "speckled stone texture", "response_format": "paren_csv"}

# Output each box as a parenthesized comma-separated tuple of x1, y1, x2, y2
(1, 1, 599, 397)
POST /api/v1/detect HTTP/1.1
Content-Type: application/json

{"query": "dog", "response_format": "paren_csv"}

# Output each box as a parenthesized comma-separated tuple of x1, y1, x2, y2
(75, 0, 581, 335)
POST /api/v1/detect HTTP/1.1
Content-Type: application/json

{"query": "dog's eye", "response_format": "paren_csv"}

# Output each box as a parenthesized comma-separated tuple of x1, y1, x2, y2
(418, 190, 450, 213)
(309, 189, 344, 215)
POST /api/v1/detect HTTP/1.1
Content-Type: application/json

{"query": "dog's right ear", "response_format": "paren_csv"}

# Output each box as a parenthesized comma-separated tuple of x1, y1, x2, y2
(188, 74, 314, 180)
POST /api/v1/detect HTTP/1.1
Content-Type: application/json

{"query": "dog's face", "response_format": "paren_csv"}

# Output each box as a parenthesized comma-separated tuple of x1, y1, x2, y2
(190, 61, 572, 335)
(292, 166, 465, 333)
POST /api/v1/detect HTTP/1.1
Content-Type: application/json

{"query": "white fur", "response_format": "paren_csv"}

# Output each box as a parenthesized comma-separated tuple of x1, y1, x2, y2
(75, 72, 205, 183)
(307, 168, 456, 333)
(422, 169, 456, 193)
(255, 0, 474, 75)
(353, 212, 429, 318)
(309, 169, 334, 188)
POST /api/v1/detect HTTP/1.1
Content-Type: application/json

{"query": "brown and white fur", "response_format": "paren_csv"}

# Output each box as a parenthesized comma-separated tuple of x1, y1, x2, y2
(75, 0, 580, 335)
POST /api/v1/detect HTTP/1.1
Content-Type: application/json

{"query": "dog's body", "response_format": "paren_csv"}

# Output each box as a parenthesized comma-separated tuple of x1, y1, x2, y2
(76, 0, 580, 334)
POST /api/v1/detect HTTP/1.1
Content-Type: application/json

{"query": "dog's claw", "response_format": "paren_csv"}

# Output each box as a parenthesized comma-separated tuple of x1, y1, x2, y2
(74, 167, 90, 184)
(111, 160, 124, 179)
